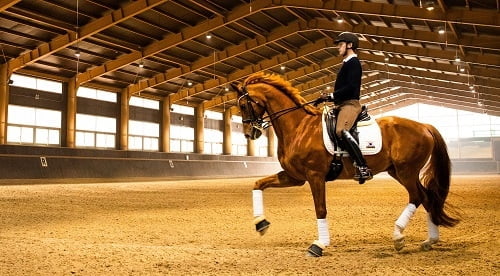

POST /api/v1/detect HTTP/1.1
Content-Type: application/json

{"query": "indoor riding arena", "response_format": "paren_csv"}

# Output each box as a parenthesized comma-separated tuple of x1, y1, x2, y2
(0, 1, 498, 275)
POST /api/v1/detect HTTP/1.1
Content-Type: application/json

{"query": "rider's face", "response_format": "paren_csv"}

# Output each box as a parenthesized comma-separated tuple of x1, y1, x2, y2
(337, 42, 347, 56)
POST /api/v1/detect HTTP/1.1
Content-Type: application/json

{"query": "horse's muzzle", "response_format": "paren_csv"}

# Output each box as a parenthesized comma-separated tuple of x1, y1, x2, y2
(247, 127, 262, 140)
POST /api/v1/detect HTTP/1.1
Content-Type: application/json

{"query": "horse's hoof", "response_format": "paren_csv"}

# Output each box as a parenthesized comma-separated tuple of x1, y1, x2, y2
(253, 216, 270, 235)
(420, 238, 438, 251)
(307, 241, 325, 257)
(393, 236, 405, 251)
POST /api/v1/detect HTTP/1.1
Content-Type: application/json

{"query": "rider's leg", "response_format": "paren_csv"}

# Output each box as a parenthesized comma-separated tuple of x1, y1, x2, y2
(340, 130, 373, 184)
(336, 101, 372, 184)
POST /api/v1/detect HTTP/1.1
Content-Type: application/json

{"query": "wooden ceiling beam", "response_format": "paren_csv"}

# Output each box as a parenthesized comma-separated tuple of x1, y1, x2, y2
(129, 17, 500, 97)
(0, 0, 20, 12)
(126, 20, 306, 95)
(203, 50, 500, 111)
(171, 37, 332, 103)
(77, 0, 274, 85)
(367, 92, 499, 117)
(364, 62, 500, 89)
(359, 52, 500, 80)
(275, 0, 500, 27)
(371, 87, 500, 113)
(390, 80, 499, 104)
(7, 0, 169, 74)
(311, 18, 500, 51)
(362, 40, 499, 68)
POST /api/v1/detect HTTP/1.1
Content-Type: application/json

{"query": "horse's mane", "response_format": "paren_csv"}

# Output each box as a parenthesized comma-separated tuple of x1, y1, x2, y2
(243, 72, 320, 115)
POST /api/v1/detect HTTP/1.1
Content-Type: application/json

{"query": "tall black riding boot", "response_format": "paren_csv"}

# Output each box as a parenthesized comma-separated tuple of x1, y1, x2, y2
(340, 130, 373, 184)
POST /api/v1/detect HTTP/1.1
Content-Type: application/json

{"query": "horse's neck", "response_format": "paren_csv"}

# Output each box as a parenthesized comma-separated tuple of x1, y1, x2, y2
(265, 98, 308, 142)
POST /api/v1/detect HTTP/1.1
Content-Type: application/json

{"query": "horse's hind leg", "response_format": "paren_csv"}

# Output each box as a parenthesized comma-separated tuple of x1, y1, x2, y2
(421, 213, 439, 251)
(252, 171, 305, 235)
(388, 168, 423, 251)
(390, 168, 440, 251)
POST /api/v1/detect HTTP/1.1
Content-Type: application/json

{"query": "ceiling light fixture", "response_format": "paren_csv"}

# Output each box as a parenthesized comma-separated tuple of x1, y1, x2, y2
(336, 16, 344, 23)
(280, 65, 286, 71)
(437, 26, 445, 34)
(74, 50, 81, 58)
(139, 60, 144, 68)
(206, 33, 212, 39)
(425, 1, 435, 11)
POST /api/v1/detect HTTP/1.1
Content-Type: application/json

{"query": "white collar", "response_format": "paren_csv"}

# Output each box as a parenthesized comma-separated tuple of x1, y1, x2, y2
(343, 53, 357, 63)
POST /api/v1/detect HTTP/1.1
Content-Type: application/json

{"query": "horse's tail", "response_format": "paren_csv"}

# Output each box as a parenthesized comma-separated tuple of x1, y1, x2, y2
(421, 124, 459, 227)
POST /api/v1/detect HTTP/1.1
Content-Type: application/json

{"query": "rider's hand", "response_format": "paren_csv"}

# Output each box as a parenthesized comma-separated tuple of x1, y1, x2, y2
(313, 93, 333, 106)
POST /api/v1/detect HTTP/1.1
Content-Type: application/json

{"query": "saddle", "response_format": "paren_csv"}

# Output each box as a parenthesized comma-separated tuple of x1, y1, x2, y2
(323, 105, 374, 181)
(325, 105, 371, 150)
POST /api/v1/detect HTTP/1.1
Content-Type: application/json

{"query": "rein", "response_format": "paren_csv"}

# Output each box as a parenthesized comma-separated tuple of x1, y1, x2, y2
(239, 84, 317, 130)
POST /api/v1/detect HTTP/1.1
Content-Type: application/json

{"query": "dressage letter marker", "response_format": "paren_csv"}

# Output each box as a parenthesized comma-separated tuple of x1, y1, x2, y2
(40, 157, 48, 167)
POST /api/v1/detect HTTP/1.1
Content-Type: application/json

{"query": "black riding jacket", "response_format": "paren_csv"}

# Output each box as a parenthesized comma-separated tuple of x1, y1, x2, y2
(333, 55, 362, 105)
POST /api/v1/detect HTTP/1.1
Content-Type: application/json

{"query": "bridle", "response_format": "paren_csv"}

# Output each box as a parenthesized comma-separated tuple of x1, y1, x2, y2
(237, 84, 317, 138)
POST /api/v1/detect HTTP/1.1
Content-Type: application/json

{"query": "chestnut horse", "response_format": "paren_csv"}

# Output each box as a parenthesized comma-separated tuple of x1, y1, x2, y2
(232, 72, 459, 257)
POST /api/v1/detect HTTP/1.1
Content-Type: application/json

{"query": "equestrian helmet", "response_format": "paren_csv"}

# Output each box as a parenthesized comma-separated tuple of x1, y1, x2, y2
(334, 32, 359, 50)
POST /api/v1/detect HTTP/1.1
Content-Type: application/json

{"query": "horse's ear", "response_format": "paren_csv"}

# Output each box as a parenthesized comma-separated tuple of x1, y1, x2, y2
(230, 83, 242, 95)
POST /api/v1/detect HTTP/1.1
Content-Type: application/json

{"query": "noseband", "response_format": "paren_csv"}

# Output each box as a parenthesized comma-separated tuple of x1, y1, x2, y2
(237, 86, 270, 136)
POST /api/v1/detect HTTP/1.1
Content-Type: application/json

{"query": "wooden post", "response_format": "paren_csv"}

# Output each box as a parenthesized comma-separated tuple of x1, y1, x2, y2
(194, 103, 204, 153)
(161, 96, 171, 152)
(223, 108, 232, 155)
(66, 77, 78, 148)
(119, 90, 129, 150)
(0, 64, 9, 144)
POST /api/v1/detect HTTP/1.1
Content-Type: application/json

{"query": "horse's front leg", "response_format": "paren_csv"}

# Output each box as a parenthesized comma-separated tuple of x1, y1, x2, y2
(306, 172, 329, 257)
(252, 171, 305, 235)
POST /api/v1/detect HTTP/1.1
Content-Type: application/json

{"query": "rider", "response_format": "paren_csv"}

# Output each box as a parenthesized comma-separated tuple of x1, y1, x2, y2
(316, 32, 372, 184)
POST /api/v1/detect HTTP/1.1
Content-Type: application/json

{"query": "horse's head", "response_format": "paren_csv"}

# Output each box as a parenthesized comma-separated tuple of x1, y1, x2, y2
(232, 72, 321, 140)
(231, 82, 267, 140)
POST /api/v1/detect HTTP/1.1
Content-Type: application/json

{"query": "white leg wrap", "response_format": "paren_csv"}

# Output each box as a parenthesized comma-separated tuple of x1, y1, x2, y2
(427, 213, 439, 240)
(317, 218, 330, 246)
(252, 190, 264, 217)
(395, 203, 417, 230)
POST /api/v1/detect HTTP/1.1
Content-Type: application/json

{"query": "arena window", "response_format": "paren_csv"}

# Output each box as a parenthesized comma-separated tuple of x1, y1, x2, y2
(77, 87, 117, 103)
(170, 125, 194, 153)
(129, 96, 159, 110)
(75, 114, 116, 148)
(10, 73, 62, 94)
(128, 120, 159, 151)
(7, 105, 61, 146)
(378, 103, 500, 159)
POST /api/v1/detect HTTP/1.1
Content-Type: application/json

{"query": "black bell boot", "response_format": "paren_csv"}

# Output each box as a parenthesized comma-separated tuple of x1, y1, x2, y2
(340, 130, 373, 184)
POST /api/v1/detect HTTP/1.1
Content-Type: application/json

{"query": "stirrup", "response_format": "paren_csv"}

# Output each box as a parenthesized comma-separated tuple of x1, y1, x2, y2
(354, 166, 373, 184)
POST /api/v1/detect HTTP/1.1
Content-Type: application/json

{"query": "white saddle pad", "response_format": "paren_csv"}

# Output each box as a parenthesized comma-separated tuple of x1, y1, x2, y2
(322, 109, 382, 156)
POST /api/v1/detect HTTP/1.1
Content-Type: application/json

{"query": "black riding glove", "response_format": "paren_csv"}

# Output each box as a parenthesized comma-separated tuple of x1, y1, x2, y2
(313, 93, 334, 106)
